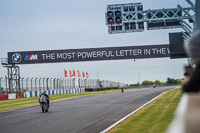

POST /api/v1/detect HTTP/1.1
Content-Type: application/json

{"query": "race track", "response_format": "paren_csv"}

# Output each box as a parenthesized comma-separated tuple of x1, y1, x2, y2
(0, 86, 176, 133)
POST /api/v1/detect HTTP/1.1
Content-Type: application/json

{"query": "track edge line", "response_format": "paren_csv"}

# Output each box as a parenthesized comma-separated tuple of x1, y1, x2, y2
(100, 91, 167, 133)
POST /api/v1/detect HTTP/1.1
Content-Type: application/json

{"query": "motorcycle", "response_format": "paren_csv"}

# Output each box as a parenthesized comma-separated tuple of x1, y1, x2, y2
(121, 88, 124, 93)
(39, 95, 49, 113)
(120, 84, 125, 93)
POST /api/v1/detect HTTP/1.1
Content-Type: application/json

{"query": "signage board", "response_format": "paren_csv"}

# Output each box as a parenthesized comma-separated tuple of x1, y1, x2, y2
(169, 32, 187, 59)
(8, 44, 170, 64)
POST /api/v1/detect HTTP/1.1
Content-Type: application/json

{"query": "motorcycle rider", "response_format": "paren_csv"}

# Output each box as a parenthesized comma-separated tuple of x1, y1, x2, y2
(39, 91, 50, 107)
(120, 84, 125, 93)
(153, 83, 156, 88)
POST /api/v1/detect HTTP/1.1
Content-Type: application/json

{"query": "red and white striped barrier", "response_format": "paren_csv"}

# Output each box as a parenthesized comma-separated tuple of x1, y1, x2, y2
(0, 93, 17, 101)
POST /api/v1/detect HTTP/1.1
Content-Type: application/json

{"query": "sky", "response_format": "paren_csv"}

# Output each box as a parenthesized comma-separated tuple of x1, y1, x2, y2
(0, 0, 194, 84)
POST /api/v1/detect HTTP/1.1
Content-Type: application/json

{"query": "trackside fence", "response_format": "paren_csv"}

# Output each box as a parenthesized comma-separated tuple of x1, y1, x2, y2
(0, 77, 126, 94)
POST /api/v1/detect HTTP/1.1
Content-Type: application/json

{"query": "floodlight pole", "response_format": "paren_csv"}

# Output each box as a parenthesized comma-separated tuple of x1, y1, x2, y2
(0, 77, 2, 90)
(31, 78, 34, 91)
(35, 78, 38, 91)
(21, 77, 24, 92)
(26, 78, 29, 91)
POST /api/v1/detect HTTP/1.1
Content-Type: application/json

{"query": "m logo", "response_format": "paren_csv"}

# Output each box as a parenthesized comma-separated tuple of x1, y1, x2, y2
(24, 55, 38, 60)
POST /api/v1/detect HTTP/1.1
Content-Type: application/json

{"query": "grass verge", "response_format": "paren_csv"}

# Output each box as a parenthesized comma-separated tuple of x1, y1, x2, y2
(108, 88, 183, 133)
(0, 88, 137, 112)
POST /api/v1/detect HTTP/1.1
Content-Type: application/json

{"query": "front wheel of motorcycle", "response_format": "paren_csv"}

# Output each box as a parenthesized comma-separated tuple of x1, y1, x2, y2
(41, 104, 45, 113)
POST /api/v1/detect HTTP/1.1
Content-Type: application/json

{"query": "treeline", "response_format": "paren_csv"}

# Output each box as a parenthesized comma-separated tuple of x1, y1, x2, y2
(141, 78, 181, 85)
(129, 78, 181, 87)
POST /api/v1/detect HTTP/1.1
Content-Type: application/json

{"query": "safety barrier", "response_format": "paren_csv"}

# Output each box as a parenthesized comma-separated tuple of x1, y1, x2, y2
(0, 93, 17, 101)
(24, 88, 85, 98)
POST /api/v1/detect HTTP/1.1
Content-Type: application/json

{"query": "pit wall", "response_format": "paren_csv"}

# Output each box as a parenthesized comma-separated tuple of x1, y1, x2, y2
(24, 88, 85, 98)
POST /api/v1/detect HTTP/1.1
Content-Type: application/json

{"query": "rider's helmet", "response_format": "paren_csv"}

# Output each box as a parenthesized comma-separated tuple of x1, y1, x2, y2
(42, 91, 46, 95)
(120, 84, 124, 88)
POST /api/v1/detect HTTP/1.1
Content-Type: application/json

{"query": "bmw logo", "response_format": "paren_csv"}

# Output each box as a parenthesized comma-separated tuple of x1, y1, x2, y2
(12, 53, 22, 63)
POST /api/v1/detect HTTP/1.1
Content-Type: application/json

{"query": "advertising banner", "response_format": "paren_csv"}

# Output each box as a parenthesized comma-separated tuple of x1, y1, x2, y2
(8, 44, 170, 64)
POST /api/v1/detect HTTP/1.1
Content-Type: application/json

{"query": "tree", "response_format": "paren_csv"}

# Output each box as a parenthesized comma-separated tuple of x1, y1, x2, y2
(141, 80, 150, 85)
(149, 81, 154, 85)
(160, 82, 166, 85)
(176, 79, 182, 84)
(140, 78, 181, 86)
(141, 80, 154, 85)
(166, 78, 181, 85)
(154, 80, 161, 85)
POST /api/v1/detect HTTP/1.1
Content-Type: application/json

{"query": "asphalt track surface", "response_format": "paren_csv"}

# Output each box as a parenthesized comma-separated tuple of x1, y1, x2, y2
(0, 86, 176, 133)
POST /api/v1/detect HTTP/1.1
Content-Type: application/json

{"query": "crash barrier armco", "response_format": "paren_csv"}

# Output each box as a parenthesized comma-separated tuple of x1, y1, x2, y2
(0, 93, 17, 101)
(24, 88, 85, 98)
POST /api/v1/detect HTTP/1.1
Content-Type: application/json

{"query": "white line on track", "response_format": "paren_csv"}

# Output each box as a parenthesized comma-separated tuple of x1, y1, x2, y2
(100, 91, 167, 133)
